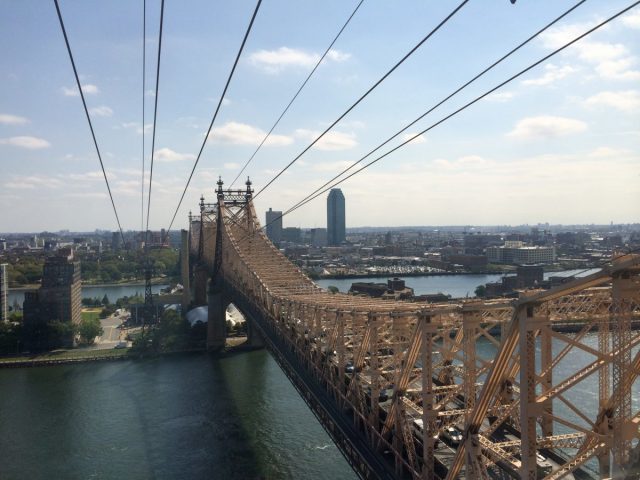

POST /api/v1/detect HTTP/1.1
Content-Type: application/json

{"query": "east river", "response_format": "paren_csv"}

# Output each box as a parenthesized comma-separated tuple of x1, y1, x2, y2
(1, 269, 622, 480)
(0, 351, 357, 480)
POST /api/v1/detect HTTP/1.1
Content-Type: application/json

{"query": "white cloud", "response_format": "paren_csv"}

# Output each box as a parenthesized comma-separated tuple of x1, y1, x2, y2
(89, 105, 113, 117)
(249, 47, 350, 73)
(155, 147, 196, 162)
(209, 121, 293, 146)
(522, 64, 575, 86)
(540, 24, 640, 81)
(621, 11, 640, 29)
(121, 122, 151, 134)
(434, 155, 488, 169)
(4, 175, 63, 189)
(325, 50, 351, 62)
(0, 136, 51, 149)
(507, 116, 587, 140)
(595, 57, 640, 81)
(588, 147, 632, 158)
(224, 162, 240, 169)
(62, 84, 99, 96)
(585, 90, 640, 112)
(487, 91, 514, 102)
(295, 129, 357, 151)
(66, 171, 114, 182)
(402, 133, 426, 145)
(0, 113, 29, 125)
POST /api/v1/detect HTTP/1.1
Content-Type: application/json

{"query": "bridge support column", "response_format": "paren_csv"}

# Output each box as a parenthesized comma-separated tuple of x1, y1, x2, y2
(194, 267, 208, 306)
(611, 269, 636, 472)
(207, 276, 226, 351)
(540, 324, 553, 437)
(519, 305, 540, 480)
(421, 316, 437, 480)
(245, 318, 264, 348)
(180, 229, 191, 312)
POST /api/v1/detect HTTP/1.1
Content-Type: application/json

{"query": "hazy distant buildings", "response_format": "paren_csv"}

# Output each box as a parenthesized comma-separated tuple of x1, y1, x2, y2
(266, 208, 283, 245)
(282, 227, 302, 243)
(23, 248, 82, 349)
(0, 264, 7, 323)
(327, 188, 345, 246)
(310, 228, 328, 247)
(487, 241, 555, 265)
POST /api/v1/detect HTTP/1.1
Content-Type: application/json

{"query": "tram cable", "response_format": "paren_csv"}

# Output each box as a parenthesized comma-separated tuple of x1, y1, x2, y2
(250, 0, 470, 202)
(53, 0, 126, 245)
(280, 0, 588, 227)
(163, 0, 263, 241)
(141, 0, 147, 235)
(145, 0, 165, 240)
(229, 0, 366, 188)
(240, 1, 640, 248)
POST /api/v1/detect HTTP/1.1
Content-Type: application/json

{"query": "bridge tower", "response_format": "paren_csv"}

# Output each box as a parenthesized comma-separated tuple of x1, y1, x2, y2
(205, 177, 264, 351)
(180, 228, 191, 312)
(193, 196, 209, 306)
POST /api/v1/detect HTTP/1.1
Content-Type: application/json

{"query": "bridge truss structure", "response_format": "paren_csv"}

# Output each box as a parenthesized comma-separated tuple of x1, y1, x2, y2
(187, 180, 640, 480)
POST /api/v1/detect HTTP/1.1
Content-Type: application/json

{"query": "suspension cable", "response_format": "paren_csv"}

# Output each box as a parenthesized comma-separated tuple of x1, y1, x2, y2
(163, 0, 263, 240)
(240, 1, 639, 247)
(141, 0, 146, 235)
(145, 0, 165, 240)
(53, 0, 126, 245)
(229, 0, 366, 188)
(250, 0, 470, 202)
(283, 0, 588, 222)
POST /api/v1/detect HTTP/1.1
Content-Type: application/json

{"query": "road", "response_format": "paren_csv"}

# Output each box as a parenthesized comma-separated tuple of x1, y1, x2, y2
(89, 314, 129, 350)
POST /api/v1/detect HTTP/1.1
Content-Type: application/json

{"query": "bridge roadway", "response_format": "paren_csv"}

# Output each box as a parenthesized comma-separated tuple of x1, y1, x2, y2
(184, 181, 640, 479)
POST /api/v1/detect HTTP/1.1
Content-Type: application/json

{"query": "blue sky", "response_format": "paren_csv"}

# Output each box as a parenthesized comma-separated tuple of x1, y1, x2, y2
(0, 0, 638, 232)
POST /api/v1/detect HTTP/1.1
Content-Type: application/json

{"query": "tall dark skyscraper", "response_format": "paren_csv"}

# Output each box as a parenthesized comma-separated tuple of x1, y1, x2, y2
(266, 208, 283, 245)
(327, 188, 345, 246)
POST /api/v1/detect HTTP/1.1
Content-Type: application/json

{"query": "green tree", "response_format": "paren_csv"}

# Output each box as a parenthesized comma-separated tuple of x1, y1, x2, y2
(78, 317, 103, 345)
(102, 294, 110, 306)
(475, 285, 487, 298)
(327, 285, 339, 294)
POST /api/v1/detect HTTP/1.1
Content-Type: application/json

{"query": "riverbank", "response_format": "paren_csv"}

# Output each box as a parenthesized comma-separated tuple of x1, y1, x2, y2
(8, 277, 171, 292)
(316, 270, 511, 280)
(316, 265, 596, 280)
(0, 348, 131, 368)
(0, 337, 251, 369)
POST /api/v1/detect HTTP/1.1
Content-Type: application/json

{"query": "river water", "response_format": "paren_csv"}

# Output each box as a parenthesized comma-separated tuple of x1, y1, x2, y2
(316, 269, 598, 298)
(0, 351, 357, 480)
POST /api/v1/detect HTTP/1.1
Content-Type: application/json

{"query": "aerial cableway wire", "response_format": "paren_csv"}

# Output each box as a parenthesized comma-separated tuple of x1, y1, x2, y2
(141, 0, 147, 235)
(238, 0, 640, 248)
(229, 0, 366, 188)
(279, 0, 588, 226)
(145, 0, 165, 242)
(53, 0, 126, 246)
(162, 0, 263, 243)
(250, 0, 470, 202)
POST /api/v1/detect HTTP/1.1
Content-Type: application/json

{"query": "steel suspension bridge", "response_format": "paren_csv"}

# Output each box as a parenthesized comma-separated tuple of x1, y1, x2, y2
(180, 179, 640, 479)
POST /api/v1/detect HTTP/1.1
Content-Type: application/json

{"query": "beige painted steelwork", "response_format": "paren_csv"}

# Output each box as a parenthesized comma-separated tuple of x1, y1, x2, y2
(190, 189, 640, 479)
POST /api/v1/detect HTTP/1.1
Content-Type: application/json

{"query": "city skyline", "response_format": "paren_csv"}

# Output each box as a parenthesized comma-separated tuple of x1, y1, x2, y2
(1, 1, 639, 232)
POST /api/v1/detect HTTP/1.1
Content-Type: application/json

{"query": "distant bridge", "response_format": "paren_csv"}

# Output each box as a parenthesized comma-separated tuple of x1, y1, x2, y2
(180, 178, 640, 479)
